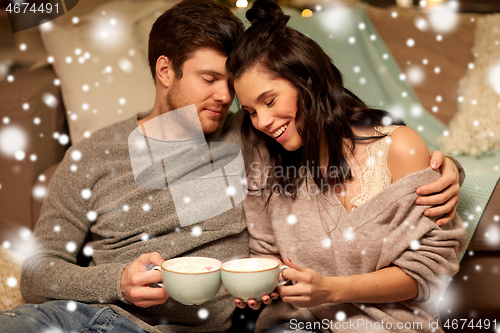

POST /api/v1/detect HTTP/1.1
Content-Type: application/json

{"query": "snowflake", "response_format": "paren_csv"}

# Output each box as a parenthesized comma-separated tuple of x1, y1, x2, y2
(198, 308, 209, 320)
(287, 214, 297, 225)
(407, 66, 425, 86)
(322, 237, 332, 248)
(7, 277, 17, 288)
(192, 225, 202, 237)
(66, 241, 77, 253)
(83, 245, 93, 257)
(406, 39, 415, 47)
(119, 58, 133, 73)
(18, 227, 31, 241)
(67, 301, 77, 312)
(226, 186, 236, 196)
(411, 104, 423, 117)
(414, 17, 429, 31)
(142, 203, 151, 212)
(343, 228, 355, 242)
(0, 126, 28, 157)
(15, 151, 25, 161)
(410, 240, 420, 250)
(81, 189, 92, 200)
(59, 134, 70, 145)
(33, 185, 47, 199)
(382, 116, 393, 126)
(87, 210, 97, 221)
(335, 311, 346, 321)
(428, 2, 458, 33)
(71, 150, 82, 161)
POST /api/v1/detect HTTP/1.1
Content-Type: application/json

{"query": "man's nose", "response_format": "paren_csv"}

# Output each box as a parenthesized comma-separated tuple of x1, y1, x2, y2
(213, 83, 232, 104)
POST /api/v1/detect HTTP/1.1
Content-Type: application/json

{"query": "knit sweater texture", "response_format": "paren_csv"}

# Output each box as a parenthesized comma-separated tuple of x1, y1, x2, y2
(21, 110, 249, 333)
(245, 145, 467, 333)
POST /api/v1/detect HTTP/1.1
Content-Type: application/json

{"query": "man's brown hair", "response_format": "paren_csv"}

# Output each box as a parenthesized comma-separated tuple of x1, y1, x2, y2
(148, 0, 244, 81)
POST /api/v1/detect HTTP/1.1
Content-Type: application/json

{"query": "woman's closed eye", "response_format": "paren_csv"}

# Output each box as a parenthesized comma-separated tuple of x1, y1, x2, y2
(265, 97, 276, 107)
(244, 109, 257, 116)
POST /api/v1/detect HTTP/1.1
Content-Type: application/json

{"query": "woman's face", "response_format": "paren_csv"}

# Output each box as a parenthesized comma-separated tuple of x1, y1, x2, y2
(234, 67, 303, 151)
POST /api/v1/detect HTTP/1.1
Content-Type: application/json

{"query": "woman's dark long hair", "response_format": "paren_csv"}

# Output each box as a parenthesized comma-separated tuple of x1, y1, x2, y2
(226, 0, 404, 201)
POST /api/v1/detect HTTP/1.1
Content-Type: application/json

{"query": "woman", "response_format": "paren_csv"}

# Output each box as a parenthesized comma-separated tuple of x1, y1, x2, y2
(225, 1, 467, 332)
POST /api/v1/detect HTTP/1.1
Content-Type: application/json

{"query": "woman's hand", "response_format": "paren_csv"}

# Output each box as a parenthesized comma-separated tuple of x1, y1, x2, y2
(277, 258, 332, 308)
(234, 292, 279, 310)
(416, 150, 461, 226)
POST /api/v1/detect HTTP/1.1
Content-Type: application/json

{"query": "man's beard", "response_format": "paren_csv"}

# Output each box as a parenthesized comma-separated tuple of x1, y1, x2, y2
(165, 82, 226, 135)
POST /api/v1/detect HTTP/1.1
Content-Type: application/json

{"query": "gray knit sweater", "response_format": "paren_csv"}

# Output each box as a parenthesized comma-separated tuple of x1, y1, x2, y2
(245, 151, 467, 332)
(21, 110, 249, 333)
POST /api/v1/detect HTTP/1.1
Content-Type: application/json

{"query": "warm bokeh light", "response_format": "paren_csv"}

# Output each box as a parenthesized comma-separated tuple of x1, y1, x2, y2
(302, 9, 313, 17)
(236, 0, 248, 8)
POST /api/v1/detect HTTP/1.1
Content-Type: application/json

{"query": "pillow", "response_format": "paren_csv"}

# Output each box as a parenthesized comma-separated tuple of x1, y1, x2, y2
(39, 0, 176, 144)
(438, 14, 500, 156)
(0, 247, 26, 311)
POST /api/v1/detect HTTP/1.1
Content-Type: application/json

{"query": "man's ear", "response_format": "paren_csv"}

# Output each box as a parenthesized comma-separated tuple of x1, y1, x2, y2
(156, 55, 174, 88)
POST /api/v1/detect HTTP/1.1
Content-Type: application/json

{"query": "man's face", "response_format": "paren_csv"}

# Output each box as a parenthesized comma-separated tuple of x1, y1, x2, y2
(166, 48, 232, 134)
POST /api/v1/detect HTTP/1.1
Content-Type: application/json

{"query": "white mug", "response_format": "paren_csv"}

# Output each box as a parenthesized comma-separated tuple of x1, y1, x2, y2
(221, 258, 289, 302)
(152, 257, 222, 305)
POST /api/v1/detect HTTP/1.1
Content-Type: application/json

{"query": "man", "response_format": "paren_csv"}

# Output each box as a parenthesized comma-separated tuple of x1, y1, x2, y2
(0, 0, 462, 332)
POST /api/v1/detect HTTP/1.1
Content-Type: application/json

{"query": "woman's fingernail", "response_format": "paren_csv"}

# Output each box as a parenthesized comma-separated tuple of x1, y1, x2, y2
(431, 161, 438, 169)
(287, 258, 292, 263)
(415, 198, 422, 205)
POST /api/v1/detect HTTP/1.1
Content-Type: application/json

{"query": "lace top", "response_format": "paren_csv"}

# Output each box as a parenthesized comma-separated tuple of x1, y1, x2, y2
(351, 125, 400, 210)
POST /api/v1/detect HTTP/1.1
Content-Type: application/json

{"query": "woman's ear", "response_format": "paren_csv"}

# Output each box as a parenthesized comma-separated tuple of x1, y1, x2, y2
(155, 55, 174, 88)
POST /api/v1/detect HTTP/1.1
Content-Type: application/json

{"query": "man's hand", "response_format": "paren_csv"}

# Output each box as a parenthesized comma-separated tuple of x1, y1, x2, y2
(416, 151, 460, 226)
(121, 252, 169, 308)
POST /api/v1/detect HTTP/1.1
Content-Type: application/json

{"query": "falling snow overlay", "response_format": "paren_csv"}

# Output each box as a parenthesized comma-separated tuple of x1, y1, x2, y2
(1, 0, 500, 329)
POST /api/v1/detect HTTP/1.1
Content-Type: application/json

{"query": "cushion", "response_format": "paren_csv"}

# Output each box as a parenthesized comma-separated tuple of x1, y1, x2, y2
(39, 0, 176, 144)
(0, 247, 26, 311)
(438, 14, 500, 156)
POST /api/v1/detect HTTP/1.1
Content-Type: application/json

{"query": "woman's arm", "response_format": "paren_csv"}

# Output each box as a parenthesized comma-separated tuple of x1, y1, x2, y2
(278, 127, 466, 309)
(278, 259, 417, 308)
